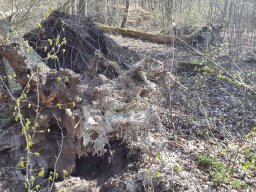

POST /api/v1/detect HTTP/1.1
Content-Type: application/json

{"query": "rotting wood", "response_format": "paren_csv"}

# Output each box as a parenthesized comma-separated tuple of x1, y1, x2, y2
(96, 23, 190, 45)
(0, 19, 80, 175)
(97, 23, 223, 48)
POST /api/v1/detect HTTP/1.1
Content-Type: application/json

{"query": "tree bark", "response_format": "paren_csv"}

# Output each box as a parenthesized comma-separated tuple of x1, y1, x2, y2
(70, 0, 78, 15)
(120, 0, 130, 28)
(78, 0, 86, 15)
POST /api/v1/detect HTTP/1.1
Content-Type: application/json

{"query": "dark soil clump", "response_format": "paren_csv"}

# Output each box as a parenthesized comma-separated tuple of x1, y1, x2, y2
(24, 11, 140, 79)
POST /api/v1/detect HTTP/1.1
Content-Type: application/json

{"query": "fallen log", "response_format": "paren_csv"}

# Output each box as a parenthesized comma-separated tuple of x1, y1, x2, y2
(96, 23, 189, 45)
(96, 23, 223, 48)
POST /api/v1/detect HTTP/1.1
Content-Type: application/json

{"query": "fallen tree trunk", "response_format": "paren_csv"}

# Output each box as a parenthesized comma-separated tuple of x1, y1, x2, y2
(96, 23, 190, 45)
(97, 23, 223, 48)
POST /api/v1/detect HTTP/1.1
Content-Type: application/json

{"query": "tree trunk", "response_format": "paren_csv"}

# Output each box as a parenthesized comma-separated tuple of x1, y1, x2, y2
(70, 0, 78, 15)
(78, 0, 86, 15)
(120, 0, 130, 28)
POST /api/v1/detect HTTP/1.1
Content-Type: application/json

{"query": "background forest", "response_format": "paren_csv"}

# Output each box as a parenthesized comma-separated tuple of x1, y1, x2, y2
(2, 0, 256, 60)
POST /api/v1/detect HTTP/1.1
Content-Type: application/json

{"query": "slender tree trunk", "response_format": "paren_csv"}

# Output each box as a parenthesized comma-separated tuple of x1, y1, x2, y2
(165, 0, 174, 26)
(161, 2, 165, 29)
(70, 0, 78, 15)
(85, 0, 88, 15)
(121, 0, 130, 28)
(78, 0, 85, 15)
(221, 0, 228, 24)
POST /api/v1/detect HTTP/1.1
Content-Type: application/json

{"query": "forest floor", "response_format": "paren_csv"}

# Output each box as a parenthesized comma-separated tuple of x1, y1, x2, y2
(0, 33, 256, 192)
(104, 35, 256, 192)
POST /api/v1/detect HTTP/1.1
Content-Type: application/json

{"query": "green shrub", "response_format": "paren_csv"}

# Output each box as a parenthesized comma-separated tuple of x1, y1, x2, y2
(197, 154, 247, 189)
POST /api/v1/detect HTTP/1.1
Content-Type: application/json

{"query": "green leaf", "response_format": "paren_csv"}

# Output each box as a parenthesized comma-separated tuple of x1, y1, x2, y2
(155, 172, 161, 177)
(56, 35, 60, 45)
(156, 154, 161, 160)
(22, 93, 27, 100)
(12, 31, 17, 36)
(55, 172, 59, 179)
(24, 182, 28, 189)
(56, 77, 62, 83)
(48, 176, 53, 182)
(35, 185, 40, 191)
(16, 98, 21, 106)
(63, 170, 68, 178)
(27, 47, 33, 52)
(34, 152, 40, 157)
(26, 84, 31, 90)
(35, 23, 41, 29)
(18, 160, 25, 168)
(37, 168, 45, 178)
(48, 39, 53, 46)
(56, 103, 62, 109)
(26, 141, 33, 149)
(30, 176, 35, 186)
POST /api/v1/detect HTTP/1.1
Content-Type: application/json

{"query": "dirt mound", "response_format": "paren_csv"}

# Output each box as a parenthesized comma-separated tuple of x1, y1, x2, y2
(24, 11, 140, 78)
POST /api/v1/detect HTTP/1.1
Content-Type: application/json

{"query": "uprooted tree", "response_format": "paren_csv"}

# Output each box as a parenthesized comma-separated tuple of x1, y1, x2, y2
(0, 11, 174, 180)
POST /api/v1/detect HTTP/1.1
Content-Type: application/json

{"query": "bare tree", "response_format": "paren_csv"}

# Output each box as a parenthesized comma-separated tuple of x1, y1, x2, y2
(78, 0, 86, 15)
(121, 0, 130, 28)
